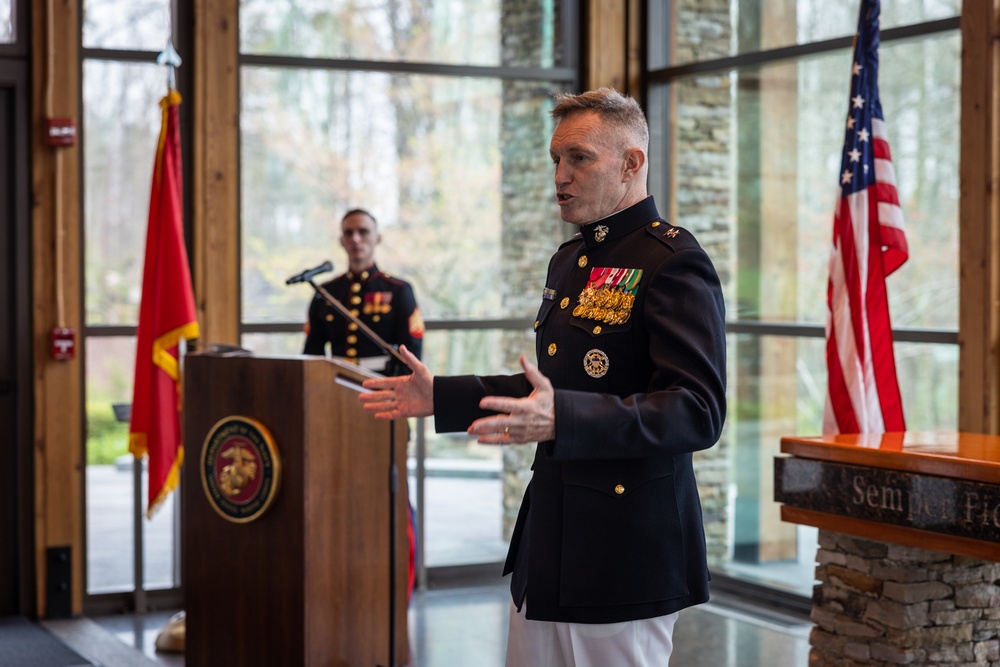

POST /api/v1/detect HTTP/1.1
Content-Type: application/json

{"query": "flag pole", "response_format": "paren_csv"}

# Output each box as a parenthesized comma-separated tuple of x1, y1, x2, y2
(131, 39, 185, 617)
(157, 40, 182, 92)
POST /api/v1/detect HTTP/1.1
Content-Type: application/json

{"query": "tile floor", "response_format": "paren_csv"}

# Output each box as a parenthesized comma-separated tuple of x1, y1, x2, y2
(46, 580, 812, 666)
(75, 463, 814, 665)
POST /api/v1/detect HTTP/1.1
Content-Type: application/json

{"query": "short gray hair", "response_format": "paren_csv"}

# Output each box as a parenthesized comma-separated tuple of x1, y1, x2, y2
(550, 87, 649, 152)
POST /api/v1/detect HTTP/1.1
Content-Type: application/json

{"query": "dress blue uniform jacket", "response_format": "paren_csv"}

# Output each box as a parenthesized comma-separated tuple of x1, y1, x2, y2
(433, 197, 727, 624)
(303, 265, 423, 368)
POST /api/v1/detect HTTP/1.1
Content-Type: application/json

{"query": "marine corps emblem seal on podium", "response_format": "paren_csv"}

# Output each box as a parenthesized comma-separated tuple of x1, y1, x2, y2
(200, 416, 281, 523)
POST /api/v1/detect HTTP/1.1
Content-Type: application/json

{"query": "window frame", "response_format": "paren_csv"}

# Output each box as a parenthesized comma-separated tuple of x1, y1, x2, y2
(644, 5, 962, 603)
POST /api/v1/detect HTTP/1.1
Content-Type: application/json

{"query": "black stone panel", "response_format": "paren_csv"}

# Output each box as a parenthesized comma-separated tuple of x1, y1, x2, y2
(775, 457, 1000, 544)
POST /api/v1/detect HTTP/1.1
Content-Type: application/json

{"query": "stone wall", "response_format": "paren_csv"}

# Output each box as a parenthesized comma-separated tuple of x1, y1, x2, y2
(674, 0, 733, 568)
(499, 0, 567, 538)
(811, 530, 1000, 667)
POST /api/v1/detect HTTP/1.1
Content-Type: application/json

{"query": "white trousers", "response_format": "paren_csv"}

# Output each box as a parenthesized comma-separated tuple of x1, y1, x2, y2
(505, 600, 678, 667)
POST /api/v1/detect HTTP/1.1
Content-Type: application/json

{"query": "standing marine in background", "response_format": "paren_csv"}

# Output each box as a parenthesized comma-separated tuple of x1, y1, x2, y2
(303, 208, 425, 370)
(303, 207, 425, 600)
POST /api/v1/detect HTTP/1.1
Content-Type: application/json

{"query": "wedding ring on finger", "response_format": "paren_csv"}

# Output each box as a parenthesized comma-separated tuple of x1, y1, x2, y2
(504, 426, 509, 436)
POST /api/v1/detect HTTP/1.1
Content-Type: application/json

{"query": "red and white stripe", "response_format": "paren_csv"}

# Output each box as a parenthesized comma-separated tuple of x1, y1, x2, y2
(823, 117, 907, 434)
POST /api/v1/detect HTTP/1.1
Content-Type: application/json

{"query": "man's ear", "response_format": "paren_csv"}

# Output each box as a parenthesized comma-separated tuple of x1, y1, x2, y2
(622, 148, 646, 183)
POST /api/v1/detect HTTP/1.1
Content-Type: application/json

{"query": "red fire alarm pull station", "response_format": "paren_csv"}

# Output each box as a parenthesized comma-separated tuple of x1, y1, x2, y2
(51, 328, 76, 361)
(46, 118, 77, 147)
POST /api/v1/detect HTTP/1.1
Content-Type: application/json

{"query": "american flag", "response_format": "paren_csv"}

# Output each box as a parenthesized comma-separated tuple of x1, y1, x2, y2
(823, 0, 907, 434)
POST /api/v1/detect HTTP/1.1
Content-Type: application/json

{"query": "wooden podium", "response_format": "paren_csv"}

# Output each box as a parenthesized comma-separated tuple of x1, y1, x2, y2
(182, 352, 409, 667)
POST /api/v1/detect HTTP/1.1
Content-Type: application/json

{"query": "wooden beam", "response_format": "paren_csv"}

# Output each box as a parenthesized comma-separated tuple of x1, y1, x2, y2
(626, 0, 643, 98)
(192, 0, 240, 345)
(958, 0, 1000, 434)
(585, 0, 628, 92)
(30, 0, 83, 616)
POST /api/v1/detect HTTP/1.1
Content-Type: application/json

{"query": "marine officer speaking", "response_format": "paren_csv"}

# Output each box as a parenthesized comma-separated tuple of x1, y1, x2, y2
(303, 208, 425, 371)
(359, 88, 727, 665)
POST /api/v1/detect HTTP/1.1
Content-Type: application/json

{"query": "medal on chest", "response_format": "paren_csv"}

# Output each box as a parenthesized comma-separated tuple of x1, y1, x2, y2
(572, 266, 642, 326)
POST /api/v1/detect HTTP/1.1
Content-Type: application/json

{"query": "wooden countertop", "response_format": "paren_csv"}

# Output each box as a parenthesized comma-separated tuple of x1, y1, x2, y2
(780, 432, 1000, 484)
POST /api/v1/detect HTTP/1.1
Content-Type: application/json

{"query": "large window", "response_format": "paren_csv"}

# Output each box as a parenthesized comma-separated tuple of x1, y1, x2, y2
(0, 0, 12, 43)
(82, 0, 182, 599)
(236, 1, 577, 575)
(79, 0, 577, 602)
(647, 0, 960, 596)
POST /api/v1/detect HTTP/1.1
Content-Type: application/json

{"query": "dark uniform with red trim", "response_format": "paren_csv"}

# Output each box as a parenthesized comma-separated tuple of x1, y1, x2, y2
(303, 265, 424, 369)
(433, 196, 727, 624)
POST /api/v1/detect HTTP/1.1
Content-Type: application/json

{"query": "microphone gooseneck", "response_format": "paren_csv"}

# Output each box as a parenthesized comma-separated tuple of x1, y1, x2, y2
(286, 260, 334, 285)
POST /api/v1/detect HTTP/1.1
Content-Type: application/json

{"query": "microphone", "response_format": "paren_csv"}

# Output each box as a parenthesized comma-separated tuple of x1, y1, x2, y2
(286, 260, 334, 285)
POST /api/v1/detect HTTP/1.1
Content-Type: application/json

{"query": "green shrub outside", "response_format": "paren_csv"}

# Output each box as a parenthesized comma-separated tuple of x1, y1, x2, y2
(86, 402, 129, 466)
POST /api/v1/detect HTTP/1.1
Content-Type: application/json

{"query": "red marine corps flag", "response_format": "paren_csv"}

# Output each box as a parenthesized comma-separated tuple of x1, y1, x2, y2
(129, 89, 200, 518)
(823, 0, 907, 435)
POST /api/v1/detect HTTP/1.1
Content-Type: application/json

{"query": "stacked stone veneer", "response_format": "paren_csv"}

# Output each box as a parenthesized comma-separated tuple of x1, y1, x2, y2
(673, 0, 733, 569)
(498, 0, 571, 539)
(811, 529, 1000, 667)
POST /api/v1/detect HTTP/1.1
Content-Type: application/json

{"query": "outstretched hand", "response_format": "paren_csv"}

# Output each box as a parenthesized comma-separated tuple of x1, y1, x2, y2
(359, 345, 434, 419)
(468, 356, 555, 445)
